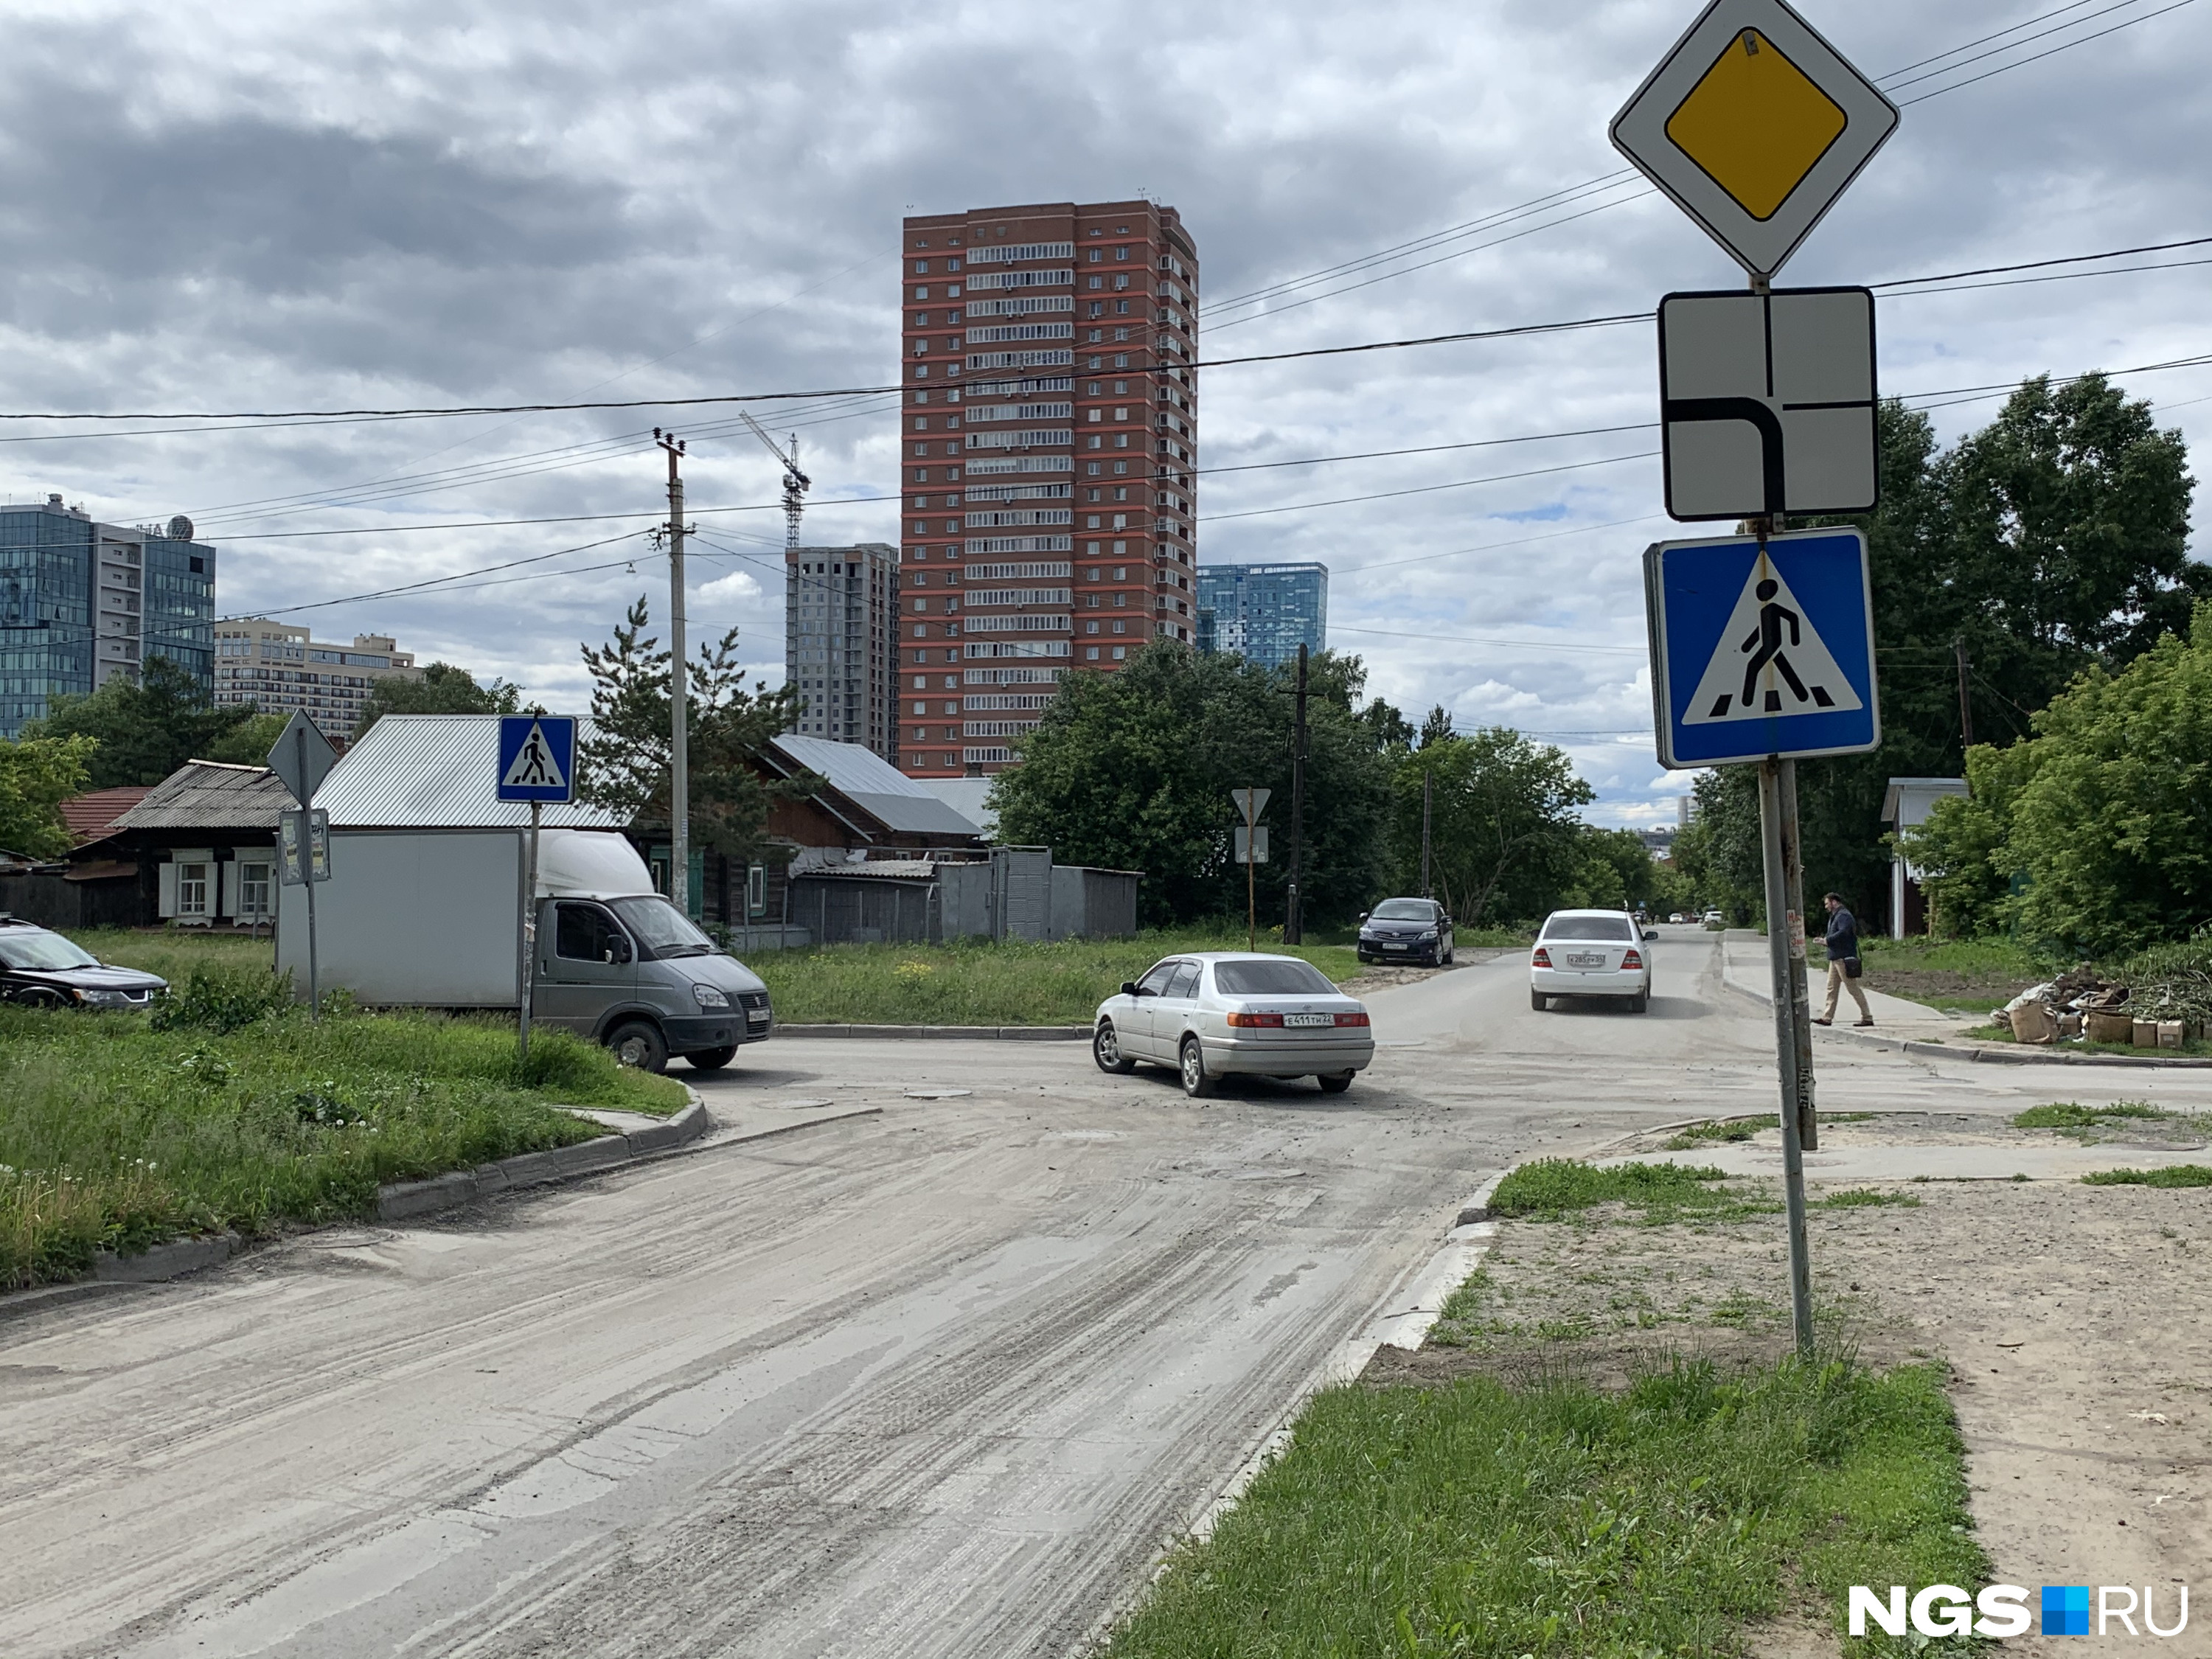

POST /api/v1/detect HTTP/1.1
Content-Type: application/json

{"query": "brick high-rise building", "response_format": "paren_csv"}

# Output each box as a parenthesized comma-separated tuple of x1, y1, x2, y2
(897, 199, 1200, 777)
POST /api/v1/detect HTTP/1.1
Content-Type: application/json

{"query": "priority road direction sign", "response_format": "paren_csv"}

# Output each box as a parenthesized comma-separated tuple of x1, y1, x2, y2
(1644, 526, 1879, 768)
(1610, 0, 1899, 279)
(266, 711, 339, 806)
(497, 716, 577, 804)
(1659, 285, 1877, 519)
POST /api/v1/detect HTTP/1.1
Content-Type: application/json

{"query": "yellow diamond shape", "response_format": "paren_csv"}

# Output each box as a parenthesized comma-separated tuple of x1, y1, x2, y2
(1665, 29, 1848, 222)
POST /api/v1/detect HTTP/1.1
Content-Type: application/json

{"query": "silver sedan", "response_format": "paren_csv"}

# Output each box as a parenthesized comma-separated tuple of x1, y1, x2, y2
(1093, 951, 1375, 1096)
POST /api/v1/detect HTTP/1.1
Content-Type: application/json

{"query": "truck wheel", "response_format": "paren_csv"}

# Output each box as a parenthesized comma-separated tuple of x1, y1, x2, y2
(606, 1020, 668, 1074)
(684, 1046, 737, 1072)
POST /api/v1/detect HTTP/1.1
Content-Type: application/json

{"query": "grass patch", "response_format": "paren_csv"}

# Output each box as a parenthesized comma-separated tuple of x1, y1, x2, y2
(2081, 1165, 2212, 1188)
(2013, 1099, 2171, 1132)
(1812, 1188, 1921, 1209)
(1664, 1115, 1775, 1150)
(0, 1004, 683, 1289)
(59, 927, 274, 984)
(1490, 1159, 1779, 1225)
(1824, 935, 2059, 1016)
(739, 930, 1363, 1026)
(1106, 1354, 1984, 1658)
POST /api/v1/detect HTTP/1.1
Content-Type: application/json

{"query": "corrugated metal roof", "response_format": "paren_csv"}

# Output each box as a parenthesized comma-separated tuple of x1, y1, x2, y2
(316, 715, 625, 830)
(111, 762, 293, 832)
(917, 778, 998, 838)
(799, 859, 942, 879)
(770, 734, 983, 837)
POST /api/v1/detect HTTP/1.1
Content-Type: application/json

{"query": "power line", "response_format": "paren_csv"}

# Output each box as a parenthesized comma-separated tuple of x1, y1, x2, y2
(1884, 0, 2167, 92)
(208, 493, 901, 540)
(1896, 0, 2198, 102)
(1199, 450, 1658, 524)
(1327, 622, 1644, 655)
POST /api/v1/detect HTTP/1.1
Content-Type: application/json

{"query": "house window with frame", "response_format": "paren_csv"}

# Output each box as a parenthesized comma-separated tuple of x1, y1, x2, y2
(746, 864, 768, 917)
(175, 861, 211, 917)
(237, 861, 274, 918)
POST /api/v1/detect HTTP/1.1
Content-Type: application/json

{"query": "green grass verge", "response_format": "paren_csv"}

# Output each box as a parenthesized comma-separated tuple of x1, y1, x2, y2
(2013, 1100, 2171, 1132)
(2081, 1165, 2212, 1188)
(742, 931, 1363, 1026)
(1489, 1159, 1778, 1225)
(1, 998, 684, 1288)
(63, 927, 274, 983)
(1105, 1354, 1985, 1658)
(1663, 1115, 1775, 1149)
(1812, 1188, 1921, 1209)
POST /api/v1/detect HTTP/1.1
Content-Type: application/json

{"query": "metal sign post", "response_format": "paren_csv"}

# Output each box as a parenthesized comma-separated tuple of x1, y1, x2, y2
(268, 713, 338, 1021)
(1231, 788, 1272, 953)
(498, 715, 579, 1065)
(1758, 756, 1816, 1355)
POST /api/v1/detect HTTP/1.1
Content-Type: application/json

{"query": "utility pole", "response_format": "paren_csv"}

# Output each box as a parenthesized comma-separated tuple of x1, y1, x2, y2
(656, 428, 689, 922)
(1284, 643, 1308, 945)
(1420, 765, 1433, 897)
(1953, 639, 1974, 749)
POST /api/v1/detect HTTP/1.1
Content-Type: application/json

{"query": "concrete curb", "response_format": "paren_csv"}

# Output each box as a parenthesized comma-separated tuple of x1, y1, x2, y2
(375, 1096, 712, 1222)
(1720, 969, 2212, 1069)
(774, 1023, 1089, 1041)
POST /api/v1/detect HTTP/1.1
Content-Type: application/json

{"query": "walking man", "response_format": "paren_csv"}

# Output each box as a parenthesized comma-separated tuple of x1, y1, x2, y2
(1814, 890, 1871, 1027)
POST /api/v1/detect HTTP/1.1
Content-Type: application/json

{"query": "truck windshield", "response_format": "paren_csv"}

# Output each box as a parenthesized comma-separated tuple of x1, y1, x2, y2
(608, 896, 714, 959)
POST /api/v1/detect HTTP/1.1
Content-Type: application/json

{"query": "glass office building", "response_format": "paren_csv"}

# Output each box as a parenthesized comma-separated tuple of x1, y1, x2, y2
(1194, 561, 1327, 670)
(0, 495, 215, 735)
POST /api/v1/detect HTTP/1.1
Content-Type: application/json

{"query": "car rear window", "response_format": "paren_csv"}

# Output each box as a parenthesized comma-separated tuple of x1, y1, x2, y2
(1541, 914, 1634, 942)
(1213, 959, 1338, 996)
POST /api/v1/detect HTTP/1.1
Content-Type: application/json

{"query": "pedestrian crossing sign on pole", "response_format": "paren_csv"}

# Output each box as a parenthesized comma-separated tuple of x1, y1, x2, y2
(1644, 526, 1878, 768)
(496, 716, 577, 804)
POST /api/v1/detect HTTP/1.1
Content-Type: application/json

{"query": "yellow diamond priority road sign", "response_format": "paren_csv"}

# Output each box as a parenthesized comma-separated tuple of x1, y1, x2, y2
(1611, 0, 1898, 279)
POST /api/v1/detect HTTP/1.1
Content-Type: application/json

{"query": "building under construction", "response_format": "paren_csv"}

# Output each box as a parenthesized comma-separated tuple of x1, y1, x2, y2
(784, 542, 899, 760)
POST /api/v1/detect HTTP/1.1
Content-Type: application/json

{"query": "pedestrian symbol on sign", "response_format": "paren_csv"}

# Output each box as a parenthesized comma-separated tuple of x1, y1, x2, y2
(501, 721, 568, 790)
(1683, 552, 1862, 725)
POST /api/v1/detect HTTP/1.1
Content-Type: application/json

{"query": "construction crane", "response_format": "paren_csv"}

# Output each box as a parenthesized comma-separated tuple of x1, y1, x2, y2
(740, 411, 810, 552)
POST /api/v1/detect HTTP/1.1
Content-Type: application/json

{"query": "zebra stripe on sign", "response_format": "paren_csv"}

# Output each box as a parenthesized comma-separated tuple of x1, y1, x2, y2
(1681, 550, 1862, 724)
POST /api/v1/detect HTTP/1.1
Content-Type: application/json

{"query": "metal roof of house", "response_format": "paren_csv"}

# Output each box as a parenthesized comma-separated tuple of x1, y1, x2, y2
(768, 734, 984, 838)
(61, 786, 152, 842)
(111, 762, 293, 832)
(316, 715, 625, 830)
(917, 777, 998, 838)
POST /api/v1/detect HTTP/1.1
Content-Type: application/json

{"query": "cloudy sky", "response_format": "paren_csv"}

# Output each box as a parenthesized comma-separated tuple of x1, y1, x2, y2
(3, 0, 2205, 822)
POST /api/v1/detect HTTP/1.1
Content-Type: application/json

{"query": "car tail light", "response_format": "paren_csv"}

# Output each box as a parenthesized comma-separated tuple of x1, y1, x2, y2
(1531, 946, 1552, 968)
(1333, 1011, 1370, 1027)
(1226, 1011, 1285, 1028)
(1622, 949, 1644, 970)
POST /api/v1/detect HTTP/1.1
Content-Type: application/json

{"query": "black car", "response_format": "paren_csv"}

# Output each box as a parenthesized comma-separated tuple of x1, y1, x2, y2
(0, 918, 167, 1010)
(1356, 898, 1455, 967)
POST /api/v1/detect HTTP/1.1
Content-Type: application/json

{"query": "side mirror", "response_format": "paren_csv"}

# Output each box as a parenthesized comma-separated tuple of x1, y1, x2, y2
(605, 937, 633, 964)
(1356, 911, 1368, 922)
(1644, 928, 1658, 940)
(1120, 981, 1141, 997)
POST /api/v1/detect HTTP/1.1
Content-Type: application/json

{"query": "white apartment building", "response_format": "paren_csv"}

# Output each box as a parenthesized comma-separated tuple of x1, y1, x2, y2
(212, 619, 422, 737)
(784, 543, 899, 759)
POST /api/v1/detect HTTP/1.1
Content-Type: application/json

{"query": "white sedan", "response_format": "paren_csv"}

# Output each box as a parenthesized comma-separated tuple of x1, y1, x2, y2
(1093, 951, 1375, 1096)
(1530, 908, 1655, 1012)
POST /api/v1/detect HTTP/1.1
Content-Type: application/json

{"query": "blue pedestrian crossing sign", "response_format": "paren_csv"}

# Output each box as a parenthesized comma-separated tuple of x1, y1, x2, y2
(496, 715, 577, 803)
(1644, 526, 1878, 768)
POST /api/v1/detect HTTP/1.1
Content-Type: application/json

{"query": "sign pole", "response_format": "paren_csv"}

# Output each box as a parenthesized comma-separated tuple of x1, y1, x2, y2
(1759, 754, 1816, 1357)
(1244, 786, 1257, 953)
(1779, 757, 1818, 1152)
(297, 725, 320, 1023)
(518, 800, 542, 1066)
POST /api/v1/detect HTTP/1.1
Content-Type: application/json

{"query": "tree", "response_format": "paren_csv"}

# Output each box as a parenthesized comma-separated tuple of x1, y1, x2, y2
(1416, 703, 1455, 750)
(1672, 768, 1764, 925)
(989, 642, 1396, 928)
(575, 597, 806, 863)
(25, 657, 261, 787)
(1703, 378, 2199, 928)
(1901, 600, 2212, 954)
(357, 663, 526, 735)
(1563, 827, 1663, 914)
(1388, 729, 1593, 927)
(0, 734, 97, 860)
(201, 712, 291, 767)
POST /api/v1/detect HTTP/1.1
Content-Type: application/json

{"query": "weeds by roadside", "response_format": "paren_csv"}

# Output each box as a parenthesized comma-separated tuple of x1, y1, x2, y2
(0, 1005, 683, 1289)
(1107, 1352, 1985, 1659)
(2082, 1164, 2212, 1188)
(1489, 1159, 1780, 1225)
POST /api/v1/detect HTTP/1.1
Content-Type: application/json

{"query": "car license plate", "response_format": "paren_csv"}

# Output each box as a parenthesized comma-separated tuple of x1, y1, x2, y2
(1382, 942, 1407, 950)
(1565, 952, 1606, 967)
(1284, 1012, 1334, 1028)
(746, 1009, 771, 1023)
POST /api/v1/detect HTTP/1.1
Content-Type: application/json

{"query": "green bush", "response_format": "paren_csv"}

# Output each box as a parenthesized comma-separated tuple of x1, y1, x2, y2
(1490, 1158, 1731, 1217)
(150, 967, 295, 1034)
